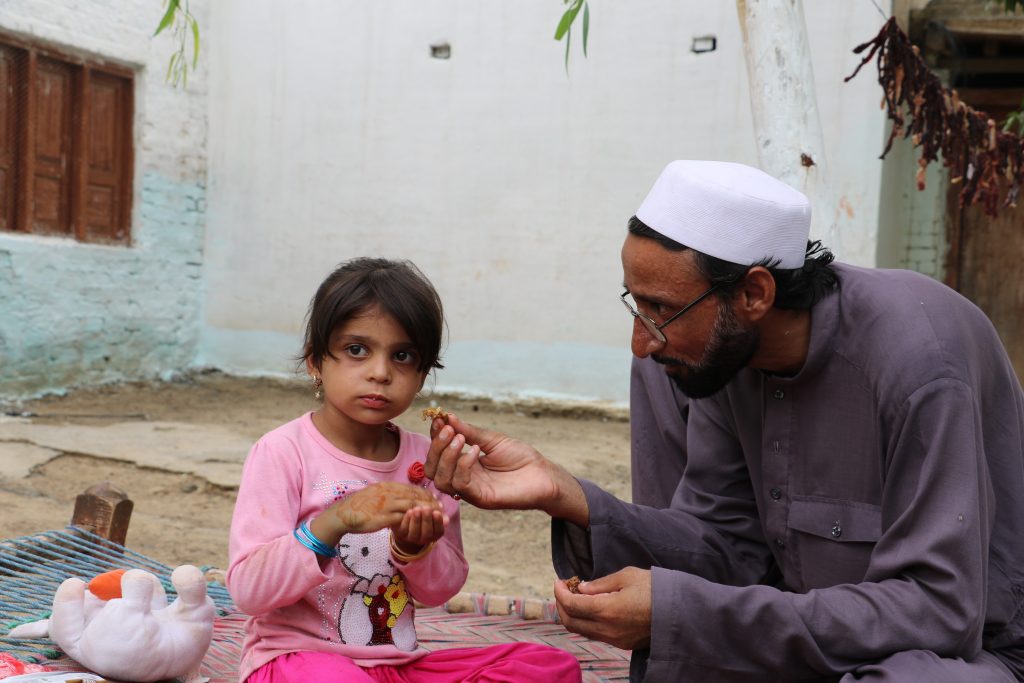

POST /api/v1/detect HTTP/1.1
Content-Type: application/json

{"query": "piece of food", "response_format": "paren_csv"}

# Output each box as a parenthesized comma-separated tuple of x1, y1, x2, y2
(421, 406, 449, 422)
(565, 576, 582, 594)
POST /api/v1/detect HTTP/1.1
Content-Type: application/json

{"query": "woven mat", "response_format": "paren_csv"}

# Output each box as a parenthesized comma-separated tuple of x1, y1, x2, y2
(0, 527, 629, 682)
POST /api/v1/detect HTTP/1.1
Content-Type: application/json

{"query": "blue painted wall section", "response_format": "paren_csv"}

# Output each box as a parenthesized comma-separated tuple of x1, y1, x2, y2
(0, 172, 205, 398)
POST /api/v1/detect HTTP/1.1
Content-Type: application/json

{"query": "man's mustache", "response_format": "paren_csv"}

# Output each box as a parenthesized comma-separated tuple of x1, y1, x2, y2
(652, 354, 685, 367)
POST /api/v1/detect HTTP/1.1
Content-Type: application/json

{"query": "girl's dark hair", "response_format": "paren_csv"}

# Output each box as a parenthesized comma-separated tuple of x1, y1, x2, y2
(301, 257, 444, 373)
(627, 215, 838, 310)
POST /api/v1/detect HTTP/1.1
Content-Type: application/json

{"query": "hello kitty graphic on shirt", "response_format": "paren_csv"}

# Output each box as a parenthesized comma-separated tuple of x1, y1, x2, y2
(335, 529, 416, 649)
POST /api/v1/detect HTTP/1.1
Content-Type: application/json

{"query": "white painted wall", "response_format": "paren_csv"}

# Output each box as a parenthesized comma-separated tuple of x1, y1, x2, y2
(0, 1, 895, 404)
(200, 0, 891, 405)
(0, 0, 209, 398)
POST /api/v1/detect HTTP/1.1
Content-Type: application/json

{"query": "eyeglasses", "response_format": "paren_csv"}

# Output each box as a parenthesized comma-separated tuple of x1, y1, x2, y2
(620, 284, 721, 344)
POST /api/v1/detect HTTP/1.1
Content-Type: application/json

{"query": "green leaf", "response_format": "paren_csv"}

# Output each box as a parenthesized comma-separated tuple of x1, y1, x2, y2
(166, 51, 178, 83)
(555, 9, 573, 40)
(1005, 98, 1024, 135)
(564, 26, 571, 72)
(1003, 96, 1024, 135)
(555, 0, 583, 40)
(582, 2, 589, 57)
(190, 16, 200, 68)
(154, 0, 180, 36)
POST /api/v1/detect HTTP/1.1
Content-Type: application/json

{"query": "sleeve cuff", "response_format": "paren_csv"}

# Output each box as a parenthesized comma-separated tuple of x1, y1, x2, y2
(550, 478, 622, 579)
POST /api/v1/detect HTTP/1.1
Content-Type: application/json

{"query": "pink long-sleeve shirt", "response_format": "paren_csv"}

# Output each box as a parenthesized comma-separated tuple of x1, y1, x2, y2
(226, 413, 467, 682)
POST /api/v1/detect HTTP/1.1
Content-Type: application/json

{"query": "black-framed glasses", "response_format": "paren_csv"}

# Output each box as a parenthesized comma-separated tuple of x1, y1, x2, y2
(620, 284, 721, 344)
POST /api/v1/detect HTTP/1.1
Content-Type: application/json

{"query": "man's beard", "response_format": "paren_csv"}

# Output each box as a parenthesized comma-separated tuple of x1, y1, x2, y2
(653, 301, 759, 399)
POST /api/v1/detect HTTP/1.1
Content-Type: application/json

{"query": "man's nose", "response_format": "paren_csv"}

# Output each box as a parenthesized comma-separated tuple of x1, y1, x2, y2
(631, 319, 662, 358)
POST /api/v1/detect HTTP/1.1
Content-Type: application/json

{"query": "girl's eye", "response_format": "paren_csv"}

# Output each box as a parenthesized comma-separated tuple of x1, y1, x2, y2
(393, 350, 417, 365)
(346, 344, 369, 358)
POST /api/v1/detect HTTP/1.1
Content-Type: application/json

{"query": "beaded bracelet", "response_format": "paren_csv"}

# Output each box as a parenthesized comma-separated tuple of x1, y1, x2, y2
(389, 532, 435, 563)
(294, 521, 338, 558)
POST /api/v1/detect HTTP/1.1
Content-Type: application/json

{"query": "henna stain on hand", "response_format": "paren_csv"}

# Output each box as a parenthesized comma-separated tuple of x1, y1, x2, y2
(329, 481, 440, 533)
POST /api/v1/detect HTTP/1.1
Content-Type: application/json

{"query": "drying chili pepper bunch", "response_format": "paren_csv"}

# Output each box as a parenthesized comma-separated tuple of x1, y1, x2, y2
(846, 17, 1024, 217)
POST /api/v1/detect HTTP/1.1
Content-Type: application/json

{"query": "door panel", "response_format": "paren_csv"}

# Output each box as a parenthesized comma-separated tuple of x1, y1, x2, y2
(32, 56, 72, 235)
(0, 46, 19, 231)
(84, 71, 128, 241)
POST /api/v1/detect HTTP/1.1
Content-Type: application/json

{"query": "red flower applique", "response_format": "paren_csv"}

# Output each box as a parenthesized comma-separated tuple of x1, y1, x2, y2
(407, 461, 425, 485)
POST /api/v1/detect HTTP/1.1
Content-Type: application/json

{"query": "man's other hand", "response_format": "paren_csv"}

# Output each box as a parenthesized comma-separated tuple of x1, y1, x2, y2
(554, 566, 653, 651)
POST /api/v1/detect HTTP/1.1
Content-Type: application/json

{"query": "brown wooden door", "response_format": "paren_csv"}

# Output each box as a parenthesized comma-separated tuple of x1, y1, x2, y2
(948, 196, 1024, 381)
(0, 36, 134, 244)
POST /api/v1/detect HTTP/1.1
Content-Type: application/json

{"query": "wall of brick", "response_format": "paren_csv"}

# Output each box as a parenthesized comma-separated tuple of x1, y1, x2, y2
(0, 0, 208, 398)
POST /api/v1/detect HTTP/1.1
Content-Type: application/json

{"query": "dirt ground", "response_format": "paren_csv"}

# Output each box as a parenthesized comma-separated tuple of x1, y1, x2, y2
(0, 372, 631, 600)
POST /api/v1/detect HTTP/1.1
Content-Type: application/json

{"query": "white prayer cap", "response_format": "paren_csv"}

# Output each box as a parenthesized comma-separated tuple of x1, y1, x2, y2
(635, 160, 811, 269)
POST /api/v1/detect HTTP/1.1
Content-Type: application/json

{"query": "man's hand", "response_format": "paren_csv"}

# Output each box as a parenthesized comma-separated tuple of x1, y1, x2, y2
(553, 567, 653, 651)
(424, 413, 589, 524)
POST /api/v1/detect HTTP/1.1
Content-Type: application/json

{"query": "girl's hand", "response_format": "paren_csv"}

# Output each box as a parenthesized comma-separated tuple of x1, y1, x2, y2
(310, 481, 443, 547)
(392, 505, 446, 554)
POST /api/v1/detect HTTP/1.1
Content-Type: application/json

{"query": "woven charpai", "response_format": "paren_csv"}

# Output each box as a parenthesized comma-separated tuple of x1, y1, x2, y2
(0, 527, 630, 682)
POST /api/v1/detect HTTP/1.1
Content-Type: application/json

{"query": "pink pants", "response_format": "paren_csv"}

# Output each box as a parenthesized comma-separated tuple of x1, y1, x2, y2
(248, 643, 583, 682)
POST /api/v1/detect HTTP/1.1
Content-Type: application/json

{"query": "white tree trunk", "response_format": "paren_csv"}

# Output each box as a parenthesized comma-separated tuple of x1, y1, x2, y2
(736, 0, 843, 255)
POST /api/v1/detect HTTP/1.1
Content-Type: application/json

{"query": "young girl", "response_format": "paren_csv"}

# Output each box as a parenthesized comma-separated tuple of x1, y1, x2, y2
(227, 258, 582, 682)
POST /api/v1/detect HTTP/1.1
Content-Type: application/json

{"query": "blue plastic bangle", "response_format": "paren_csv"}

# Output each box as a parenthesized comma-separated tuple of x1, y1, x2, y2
(300, 521, 337, 557)
(295, 521, 337, 558)
(293, 526, 320, 555)
(294, 521, 338, 558)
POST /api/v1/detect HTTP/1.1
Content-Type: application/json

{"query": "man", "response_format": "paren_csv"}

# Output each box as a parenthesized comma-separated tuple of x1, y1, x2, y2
(425, 160, 1024, 682)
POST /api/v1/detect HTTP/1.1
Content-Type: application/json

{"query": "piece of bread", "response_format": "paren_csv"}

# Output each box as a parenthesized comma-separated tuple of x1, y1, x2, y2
(565, 576, 582, 594)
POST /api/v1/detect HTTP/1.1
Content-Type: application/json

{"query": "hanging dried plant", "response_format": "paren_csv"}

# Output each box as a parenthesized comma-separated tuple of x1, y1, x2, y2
(845, 17, 1024, 217)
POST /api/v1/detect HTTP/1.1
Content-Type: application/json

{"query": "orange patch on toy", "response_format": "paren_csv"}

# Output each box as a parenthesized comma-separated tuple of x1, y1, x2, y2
(88, 568, 128, 600)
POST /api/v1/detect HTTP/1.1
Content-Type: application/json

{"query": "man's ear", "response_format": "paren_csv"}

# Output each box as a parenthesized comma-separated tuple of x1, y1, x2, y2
(735, 267, 776, 322)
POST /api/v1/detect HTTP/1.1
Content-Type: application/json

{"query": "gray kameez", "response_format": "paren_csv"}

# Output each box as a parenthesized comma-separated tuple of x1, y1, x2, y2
(553, 264, 1024, 682)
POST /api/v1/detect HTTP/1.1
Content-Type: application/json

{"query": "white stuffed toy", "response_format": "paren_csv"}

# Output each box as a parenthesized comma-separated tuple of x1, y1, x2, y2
(9, 565, 215, 683)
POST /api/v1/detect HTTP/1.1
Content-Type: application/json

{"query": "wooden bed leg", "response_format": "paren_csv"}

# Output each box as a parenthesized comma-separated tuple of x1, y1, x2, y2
(71, 481, 134, 545)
